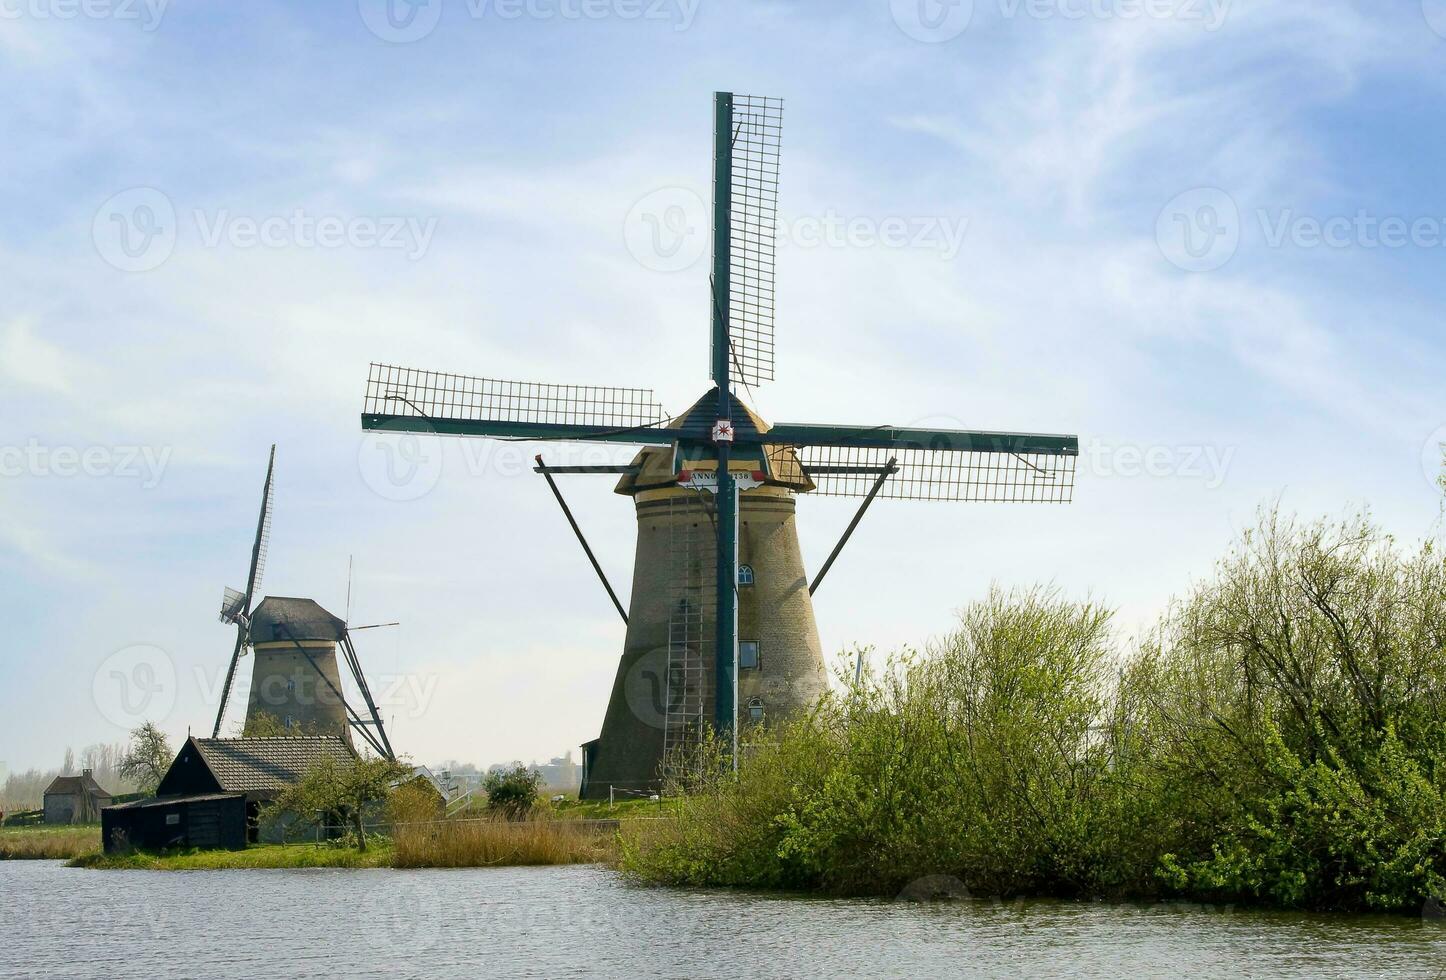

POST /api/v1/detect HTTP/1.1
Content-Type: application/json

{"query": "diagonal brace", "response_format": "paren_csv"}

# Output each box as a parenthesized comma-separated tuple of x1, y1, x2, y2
(534, 455, 629, 626)
(809, 457, 898, 596)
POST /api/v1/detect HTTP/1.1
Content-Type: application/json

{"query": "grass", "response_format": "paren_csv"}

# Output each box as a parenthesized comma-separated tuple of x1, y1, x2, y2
(70, 842, 393, 870)
(392, 816, 618, 868)
(0, 825, 102, 860)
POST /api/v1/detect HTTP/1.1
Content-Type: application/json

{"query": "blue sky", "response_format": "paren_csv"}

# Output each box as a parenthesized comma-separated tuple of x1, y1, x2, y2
(3, 0, 1445, 773)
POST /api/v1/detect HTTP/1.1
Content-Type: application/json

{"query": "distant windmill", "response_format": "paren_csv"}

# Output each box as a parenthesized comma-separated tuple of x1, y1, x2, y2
(212, 446, 397, 760)
(359, 92, 1079, 796)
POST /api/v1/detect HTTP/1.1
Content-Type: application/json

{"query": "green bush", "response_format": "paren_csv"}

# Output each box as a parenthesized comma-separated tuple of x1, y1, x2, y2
(484, 764, 543, 819)
(621, 508, 1446, 913)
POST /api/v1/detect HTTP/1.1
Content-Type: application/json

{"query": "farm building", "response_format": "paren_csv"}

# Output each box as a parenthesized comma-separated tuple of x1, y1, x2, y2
(43, 769, 112, 824)
(101, 735, 354, 853)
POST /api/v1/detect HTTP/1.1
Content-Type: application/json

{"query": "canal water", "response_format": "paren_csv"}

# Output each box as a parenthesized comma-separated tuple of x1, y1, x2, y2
(2, 861, 1443, 978)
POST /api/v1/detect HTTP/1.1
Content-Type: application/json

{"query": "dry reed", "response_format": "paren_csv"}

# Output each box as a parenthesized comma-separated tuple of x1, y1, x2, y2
(392, 817, 617, 868)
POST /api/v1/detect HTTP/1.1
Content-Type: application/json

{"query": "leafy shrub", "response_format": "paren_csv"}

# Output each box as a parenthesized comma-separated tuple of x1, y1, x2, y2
(622, 508, 1446, 912)
(484, 765, 543, 819)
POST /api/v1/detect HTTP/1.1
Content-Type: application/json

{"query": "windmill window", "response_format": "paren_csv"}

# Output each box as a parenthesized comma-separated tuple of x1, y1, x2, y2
(284, 715, 294, 729)
(739, 641, 760, 670)
(738, 564, 755, 586)
(286, 679, 296, 693)
(748, 698, 764, 723)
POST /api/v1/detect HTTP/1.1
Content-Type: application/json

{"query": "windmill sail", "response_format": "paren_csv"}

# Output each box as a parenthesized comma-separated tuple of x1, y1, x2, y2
(363, 363, 671, 443)
(764, 423, 1078, 503)
(212, 444, 276, 737)
(717, 94, 782, 389)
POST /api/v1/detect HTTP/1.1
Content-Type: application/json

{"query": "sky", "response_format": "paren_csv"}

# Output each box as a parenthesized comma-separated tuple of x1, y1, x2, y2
(3, 0, 1445, 775)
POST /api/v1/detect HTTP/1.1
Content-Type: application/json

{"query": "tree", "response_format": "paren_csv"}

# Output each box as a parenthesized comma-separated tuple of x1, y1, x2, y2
(265, 755, 411, 851)
(484, 764, 542, 819)
(117, 722, 173, 795)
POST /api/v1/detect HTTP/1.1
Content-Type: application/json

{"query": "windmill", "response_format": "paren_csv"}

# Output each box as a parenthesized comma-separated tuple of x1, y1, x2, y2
(359, 92, 1079, 796)
(212, 447, 397, 760)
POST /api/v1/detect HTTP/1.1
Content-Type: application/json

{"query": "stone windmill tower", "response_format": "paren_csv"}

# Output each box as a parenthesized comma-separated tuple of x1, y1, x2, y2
(211, 446, 397, 759)
(359, 92, 1079, 797)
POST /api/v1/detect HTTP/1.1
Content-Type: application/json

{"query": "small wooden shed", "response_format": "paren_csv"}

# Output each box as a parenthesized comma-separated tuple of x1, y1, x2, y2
(101, 735, 356, 853)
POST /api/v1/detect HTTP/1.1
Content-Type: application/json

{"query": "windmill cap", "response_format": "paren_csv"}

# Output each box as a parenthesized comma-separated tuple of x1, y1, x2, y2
(249, 596, 347, 643)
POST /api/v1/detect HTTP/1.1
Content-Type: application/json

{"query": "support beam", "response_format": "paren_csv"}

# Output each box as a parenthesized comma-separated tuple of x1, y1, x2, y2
(277, 626, 388, 758)
(535, 455, 629, 626)
(711, 91, 738, 761)
(341, 632, 395, 761)
(809, 458, 898, 596)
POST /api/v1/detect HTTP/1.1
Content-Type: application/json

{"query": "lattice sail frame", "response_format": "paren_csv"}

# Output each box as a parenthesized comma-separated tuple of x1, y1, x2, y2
(768, 444, 1077, 503)
(364, 363, 669, 430)
(726, 94, 782, 388)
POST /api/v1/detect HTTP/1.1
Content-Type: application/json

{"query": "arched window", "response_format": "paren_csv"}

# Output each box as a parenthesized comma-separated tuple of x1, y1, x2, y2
(738, 564, 755, 586)
(747, 698, 764, 723)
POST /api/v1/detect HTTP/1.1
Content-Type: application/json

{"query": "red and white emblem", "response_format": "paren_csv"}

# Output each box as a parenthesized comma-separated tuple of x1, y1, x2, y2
(711, 419, 735, 443)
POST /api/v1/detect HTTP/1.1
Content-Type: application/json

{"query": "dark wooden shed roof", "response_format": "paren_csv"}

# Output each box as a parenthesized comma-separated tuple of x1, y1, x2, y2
(157, 736, 355, 800)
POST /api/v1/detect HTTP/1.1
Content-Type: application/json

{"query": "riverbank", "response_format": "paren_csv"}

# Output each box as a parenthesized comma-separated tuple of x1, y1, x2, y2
(62, 816, 623, 871)
(0, 826, 101, 860)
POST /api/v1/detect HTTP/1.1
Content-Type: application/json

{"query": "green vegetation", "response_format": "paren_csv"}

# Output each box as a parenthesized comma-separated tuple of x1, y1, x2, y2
(482, 763, 544, 819)
(117, 722, 174, 795)
(0, 825, 101, 860)
(621, 508, 1446, 915)
(71, 842, 392, 870)
(265, 755, 413, 850)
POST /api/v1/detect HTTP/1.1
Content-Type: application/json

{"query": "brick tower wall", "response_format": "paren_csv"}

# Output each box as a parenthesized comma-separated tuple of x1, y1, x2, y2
(581, 475, 827, 799)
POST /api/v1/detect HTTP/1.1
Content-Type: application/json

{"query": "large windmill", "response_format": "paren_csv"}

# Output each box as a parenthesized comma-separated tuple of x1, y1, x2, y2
(360, 92, 1078, 796)
(212, 446, 397, 760)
